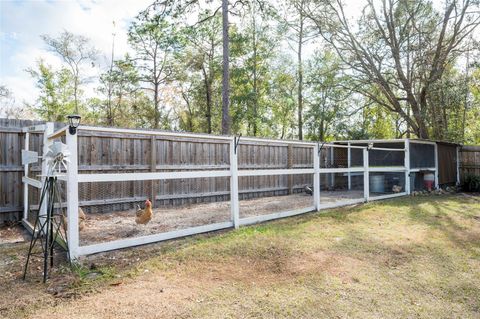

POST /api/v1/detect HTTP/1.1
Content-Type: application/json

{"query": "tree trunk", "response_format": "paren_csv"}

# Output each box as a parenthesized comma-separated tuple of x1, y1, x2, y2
(154, 82, 160, 129)
(73, 67, 79, 114)
(252, 14, 258, 136)
(202, 65, 212, 134)
(221, 0, 230, 135)
(297, 16, 304, 140)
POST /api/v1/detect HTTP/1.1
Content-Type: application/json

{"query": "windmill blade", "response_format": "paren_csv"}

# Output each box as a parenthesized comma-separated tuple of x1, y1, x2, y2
(22, 150, 39, 165)
(44, 142, 71, 176)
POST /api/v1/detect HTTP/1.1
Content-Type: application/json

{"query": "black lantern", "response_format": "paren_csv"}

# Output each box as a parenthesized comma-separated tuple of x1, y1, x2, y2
(67, 114, 81, 135)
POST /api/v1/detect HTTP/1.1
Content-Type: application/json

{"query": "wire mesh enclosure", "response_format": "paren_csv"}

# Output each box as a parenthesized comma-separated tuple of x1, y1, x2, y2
(320, 172, 365, 208)
(238, 174, 314, 221)
(20, 123, 453, 259)
(78, 178, 232, 246)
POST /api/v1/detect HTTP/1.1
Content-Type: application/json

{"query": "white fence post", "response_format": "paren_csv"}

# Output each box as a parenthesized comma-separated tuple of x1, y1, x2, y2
(39, 123, 54, 230)
(23, 132, 30, 222)
(363, 148, 369, 202)
(230, 137, 240, 229)
(66, 127, 79, 260)
(405, 139, 411, 194)
(313, 144, 320, 210)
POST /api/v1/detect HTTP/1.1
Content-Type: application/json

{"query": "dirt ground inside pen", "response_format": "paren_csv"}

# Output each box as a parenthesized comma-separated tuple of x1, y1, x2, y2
(2, 193, 479, 319)
(80, 191, 365, 245)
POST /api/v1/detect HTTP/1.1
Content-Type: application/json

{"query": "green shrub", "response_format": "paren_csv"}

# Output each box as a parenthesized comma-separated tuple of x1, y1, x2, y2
(463, 174, 480, 192)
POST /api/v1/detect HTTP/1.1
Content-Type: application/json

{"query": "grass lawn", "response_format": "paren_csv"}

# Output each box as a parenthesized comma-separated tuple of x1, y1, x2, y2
(1, 194, 479, 318)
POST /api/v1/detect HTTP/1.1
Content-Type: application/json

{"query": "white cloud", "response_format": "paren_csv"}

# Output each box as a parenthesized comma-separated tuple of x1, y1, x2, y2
(0, 0, 151, 110)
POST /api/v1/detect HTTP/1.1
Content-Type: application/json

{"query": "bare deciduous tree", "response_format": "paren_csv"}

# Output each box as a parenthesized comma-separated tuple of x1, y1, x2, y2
(306, 0, 480, 139)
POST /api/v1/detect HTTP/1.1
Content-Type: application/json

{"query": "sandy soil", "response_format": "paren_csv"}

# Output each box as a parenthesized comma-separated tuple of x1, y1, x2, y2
(80, 191, 364, 245)
(0, 226, 28, 245)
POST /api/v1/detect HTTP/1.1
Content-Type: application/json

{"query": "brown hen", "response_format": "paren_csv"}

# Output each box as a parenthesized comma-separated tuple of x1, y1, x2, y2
(135, 199, 153, 225)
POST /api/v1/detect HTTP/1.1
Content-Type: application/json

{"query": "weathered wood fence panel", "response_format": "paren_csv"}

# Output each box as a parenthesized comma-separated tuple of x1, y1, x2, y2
(75, 131, 314, 214)
(0, 119, 46, 223)
(459, 146, 480, 182)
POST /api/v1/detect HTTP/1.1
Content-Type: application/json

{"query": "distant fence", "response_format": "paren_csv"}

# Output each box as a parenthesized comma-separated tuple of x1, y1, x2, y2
(459, 146, 480, 182)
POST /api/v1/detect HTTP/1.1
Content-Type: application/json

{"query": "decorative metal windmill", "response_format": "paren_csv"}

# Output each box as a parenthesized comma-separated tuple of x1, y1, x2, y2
(23, 141, 71, 283)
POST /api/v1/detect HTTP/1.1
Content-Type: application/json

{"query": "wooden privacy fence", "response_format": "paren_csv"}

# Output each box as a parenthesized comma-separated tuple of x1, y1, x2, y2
(74, 127, 313, 214)
(1, 119, 314, 224)
(0, 119, 49, 223)
(459, 146, 480, 181)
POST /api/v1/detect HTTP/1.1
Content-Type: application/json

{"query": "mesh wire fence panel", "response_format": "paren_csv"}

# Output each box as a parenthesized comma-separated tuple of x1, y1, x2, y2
(368, 149, 404, 167)
(319, 172, 364, 206)
(238, 174, 314, 219)
(350, 148, 364, 167)
(410, 143, 435, 168)
(78, 178, 231, 246)
(369, 172, 406, 196)
(319, 146, 347, 168)
(410, 171, 436, 191)
(28, 132, 44, 181)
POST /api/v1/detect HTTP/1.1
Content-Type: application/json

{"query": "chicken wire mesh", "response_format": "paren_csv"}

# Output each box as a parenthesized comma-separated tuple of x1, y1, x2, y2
(26, 179, 67, 232)
(319, 145, 365, 168)
(27, 132, 45, 181)
(410, 171, 436, 191)
(238, 174, 314, 219)
(319, 172, 365, 206)
(410, 143, 435, 168)
(78, 178, 231, 246)
(369, 172, 406, 196)
(368, 149, 404, 167)
(319, 146, 348, 168)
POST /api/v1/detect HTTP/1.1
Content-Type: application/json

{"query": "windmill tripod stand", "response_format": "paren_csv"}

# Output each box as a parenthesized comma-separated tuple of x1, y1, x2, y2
(23, 176, 70, 283)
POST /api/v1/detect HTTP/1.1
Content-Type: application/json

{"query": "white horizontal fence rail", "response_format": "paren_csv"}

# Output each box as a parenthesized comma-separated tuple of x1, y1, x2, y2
(77, 170, 231, 183)
(22, 176, 42, 188)
(78, 221, 234, 256)
(57, 126, 417, 259)
(239, 206, 316, 226)
(238, 168, 315, 177)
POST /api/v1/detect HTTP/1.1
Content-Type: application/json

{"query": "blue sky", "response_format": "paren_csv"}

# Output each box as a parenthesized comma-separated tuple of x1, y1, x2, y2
(0, 0, 151, 105)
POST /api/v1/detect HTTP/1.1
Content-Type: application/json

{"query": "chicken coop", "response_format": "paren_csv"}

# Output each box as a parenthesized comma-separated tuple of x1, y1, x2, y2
(19, 123, 460, 260)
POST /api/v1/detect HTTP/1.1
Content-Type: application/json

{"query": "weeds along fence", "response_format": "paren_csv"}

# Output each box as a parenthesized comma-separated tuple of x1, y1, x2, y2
(15, 122, 414, 259)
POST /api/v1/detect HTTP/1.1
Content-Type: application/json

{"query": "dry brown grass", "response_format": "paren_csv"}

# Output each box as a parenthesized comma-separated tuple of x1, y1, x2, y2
(1, 194, 479, 318)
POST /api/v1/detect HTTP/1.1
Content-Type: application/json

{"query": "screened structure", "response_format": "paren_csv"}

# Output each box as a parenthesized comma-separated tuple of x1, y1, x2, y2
(333, 139, 460, 193)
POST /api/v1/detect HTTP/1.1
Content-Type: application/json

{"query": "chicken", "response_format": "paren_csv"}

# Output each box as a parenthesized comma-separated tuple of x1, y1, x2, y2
(78, 207, 86, 231)
(392, 185, 402, 193)
(62, 207, 87, 232)
(304, 186, 313, 196)
(135, 199, 153, 225)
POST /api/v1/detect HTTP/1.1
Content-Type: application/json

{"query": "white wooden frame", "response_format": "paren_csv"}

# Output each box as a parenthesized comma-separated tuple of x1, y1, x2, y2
(21, 123, 54, 234)
(37, 125, 424, 259)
